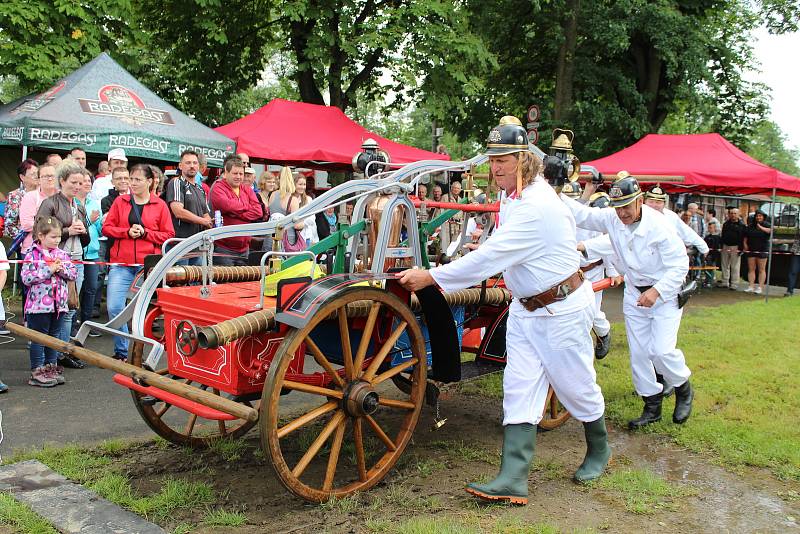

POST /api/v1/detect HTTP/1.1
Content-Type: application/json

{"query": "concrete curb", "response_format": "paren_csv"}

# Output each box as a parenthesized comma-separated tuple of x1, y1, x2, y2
(0, 460, 165, 534)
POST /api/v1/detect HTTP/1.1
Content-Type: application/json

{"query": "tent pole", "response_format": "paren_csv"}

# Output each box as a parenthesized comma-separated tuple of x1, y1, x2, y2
(764, 186, 777, 302)
(21, 145, 27, 161)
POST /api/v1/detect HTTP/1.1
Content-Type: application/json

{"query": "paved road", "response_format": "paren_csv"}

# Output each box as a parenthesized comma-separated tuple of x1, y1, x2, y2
(0, 284, 785, 456)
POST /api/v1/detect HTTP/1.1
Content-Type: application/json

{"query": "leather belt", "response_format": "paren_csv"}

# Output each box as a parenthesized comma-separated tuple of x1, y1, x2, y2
(635, 285, 653, 293)
(581, 259, 603, 273)
(518, 271, 584, 312)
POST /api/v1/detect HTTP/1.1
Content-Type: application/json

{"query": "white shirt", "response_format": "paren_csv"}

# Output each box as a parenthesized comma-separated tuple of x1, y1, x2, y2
(431, 179, 592, 316)
(662, 208, 709, 253)
(562, 197, 688, 301)
(582, 234, 622, 277)
(90, 174, 113, 203)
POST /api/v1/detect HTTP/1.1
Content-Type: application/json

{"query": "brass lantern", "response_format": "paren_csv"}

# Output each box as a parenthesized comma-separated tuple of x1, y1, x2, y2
(543, 128, 581, 190)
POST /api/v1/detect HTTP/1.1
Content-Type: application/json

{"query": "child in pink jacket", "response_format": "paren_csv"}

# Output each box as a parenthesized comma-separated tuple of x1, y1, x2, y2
(22, 217, 77, 387)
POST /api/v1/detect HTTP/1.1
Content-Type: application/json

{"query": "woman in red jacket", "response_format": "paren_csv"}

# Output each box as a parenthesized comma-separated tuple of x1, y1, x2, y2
(102, 164, 175, 360)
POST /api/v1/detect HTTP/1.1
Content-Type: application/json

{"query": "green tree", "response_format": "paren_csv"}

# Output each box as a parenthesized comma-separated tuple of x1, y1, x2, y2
(278, 0, 494, 113)
(0, 0, 134, 92)
(746, 120, 800, 175)
(441, 0, 770, 161)
(126, 0, 276, 125)
(759, 0, 800, 33)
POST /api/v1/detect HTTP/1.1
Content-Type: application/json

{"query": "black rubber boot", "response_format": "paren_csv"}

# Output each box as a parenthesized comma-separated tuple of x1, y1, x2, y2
(594, 331, 611, 360)
(574, 416, 612, 483)
(673, 380, 694, 424)
(656, 373, 674, 397)
(627, 393, 663, 430)
(466, 423, 536, 505)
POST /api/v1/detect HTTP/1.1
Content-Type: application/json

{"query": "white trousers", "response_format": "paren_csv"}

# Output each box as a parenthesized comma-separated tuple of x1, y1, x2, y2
(503, 305, 605, 425)
(584, 266, 610, 336)
(623, 287, 691, 396)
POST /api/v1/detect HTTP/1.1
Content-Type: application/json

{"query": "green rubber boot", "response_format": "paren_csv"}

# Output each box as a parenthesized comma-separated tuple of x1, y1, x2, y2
(466, 423, 536, 505)
(574, 416, 612, 483)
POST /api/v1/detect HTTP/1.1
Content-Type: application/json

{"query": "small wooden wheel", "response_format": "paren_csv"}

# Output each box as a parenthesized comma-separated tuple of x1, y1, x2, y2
(261, 287, 426, 503)
(538, 385, 571, 431)
(128, 342, 258, 447)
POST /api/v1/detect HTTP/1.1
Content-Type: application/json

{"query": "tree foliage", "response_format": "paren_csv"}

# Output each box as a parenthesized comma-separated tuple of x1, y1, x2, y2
(0, 0, 795, 169)
(759, 0, 800, 33)
(0, 0, 134, 92)
(277, 0, 494, 113)
(125, 0, 276, 125)
(746, 120, 800, 175)
(436, 0, 773, 160)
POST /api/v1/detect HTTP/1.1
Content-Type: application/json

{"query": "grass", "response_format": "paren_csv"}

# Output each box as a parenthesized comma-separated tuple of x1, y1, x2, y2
(364, 515, 564, 534)
(1, 441, 216, 531)
(429, 439, 500, 465)
(590, 468, 696, 514)
(461, 297, 800, 481)
(208, 437, 249, 462)
(202, 508, 248, 527)
(597, 297, 800, 480)
(0, 493, 57, 534)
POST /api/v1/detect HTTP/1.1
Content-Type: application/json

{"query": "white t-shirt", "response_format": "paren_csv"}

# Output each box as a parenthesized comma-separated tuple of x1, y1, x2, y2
(0, 242, 8, 321)
(90, 174, 113, 203)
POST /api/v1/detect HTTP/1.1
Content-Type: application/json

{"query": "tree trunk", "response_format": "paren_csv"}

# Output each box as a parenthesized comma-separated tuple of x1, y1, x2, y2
(553, 0, 580, 122)
(290, 20, 325, 106)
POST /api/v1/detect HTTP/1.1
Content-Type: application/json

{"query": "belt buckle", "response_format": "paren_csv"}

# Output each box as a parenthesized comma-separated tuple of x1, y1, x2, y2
(555, 283, 571, 300)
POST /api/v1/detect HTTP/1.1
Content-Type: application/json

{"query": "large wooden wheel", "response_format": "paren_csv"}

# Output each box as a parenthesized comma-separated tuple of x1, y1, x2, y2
(129, 326, 259, 447)
(538, 385, 570, 431)
(261, 287, 426, 503)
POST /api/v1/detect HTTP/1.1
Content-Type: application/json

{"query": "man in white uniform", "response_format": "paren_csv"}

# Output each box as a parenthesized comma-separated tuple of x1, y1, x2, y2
(397, 117, 610, 505)
(562, 183, 619, 358)
(562, 176, 694, 430)
(642, 185, 709, 255)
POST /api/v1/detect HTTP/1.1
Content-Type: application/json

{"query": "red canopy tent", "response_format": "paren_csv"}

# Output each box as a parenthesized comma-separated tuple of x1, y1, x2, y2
(215, 99, 448, 169)
(584, 133, 800, 197)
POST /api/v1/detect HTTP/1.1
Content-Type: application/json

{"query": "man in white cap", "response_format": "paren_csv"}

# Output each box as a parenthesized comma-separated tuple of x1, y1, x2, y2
(397, 116, 610, 505)
(91, 148, 127, 203)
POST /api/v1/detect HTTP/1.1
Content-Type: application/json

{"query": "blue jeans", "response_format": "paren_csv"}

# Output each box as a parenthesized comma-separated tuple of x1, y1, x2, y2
(60, 263, 84, 343)
(80, 262, 100, 323)
(28, 312, 66, 368)
(788, 255, 800, 294)
(107, 265, 141, 357)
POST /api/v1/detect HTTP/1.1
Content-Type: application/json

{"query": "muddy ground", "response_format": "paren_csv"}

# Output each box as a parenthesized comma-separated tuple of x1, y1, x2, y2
(114, 389, 798, 533)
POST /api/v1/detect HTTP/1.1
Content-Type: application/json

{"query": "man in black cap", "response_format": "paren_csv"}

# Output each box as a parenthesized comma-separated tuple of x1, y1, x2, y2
(397, 116, 610, 505)
(563, 175, 694, 429)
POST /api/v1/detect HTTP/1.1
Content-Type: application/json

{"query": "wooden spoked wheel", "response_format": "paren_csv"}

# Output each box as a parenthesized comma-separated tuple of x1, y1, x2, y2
(128, 339, 259, 447)
(261, 288, 426, 503)
(538, 385, 571, 431)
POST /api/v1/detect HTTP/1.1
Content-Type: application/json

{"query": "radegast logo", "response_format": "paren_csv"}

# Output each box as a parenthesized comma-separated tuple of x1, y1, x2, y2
(10, 81, 67, 115)
(79, 84, 174, 126)
(1, 127, 24, 142)
(178, 144, 232, 164)
(110, 134, 170, 154)
(29, 128, 97, 147)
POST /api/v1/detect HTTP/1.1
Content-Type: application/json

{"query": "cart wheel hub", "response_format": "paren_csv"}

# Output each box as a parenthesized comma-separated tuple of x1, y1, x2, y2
(344, 381, 379, 417)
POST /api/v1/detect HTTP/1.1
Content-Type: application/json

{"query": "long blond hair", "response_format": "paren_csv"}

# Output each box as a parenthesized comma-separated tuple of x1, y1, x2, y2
(277, 166, 295, 201)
